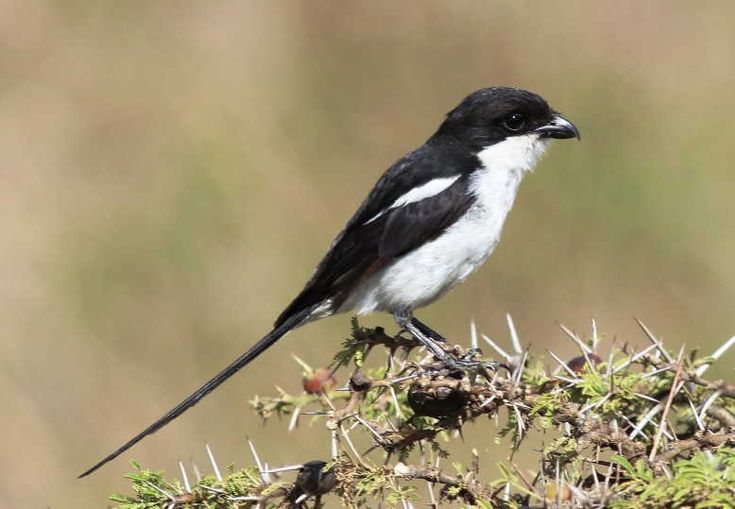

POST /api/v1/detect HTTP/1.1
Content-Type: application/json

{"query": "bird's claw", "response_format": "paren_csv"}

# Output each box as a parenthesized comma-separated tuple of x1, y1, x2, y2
(423, 353, 501, 378)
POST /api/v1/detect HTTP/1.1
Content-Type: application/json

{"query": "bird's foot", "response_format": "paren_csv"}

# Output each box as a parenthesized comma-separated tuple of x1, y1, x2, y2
(431, 349, 501, 377)
(393, 312, 506, 379)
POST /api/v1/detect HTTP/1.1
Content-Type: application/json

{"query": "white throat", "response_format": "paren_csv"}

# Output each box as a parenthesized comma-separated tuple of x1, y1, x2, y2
(477, 133, 550, 177)
(470, 133, 549, 210)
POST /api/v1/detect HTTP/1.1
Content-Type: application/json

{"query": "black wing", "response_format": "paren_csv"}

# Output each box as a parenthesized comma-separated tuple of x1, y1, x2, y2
(377, 180, 474, 258)
(347, 139, 478, 228)
(275, 140, 478, 327)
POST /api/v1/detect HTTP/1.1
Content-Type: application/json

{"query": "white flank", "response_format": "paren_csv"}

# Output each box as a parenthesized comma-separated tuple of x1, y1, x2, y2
(342, 133, 549, 315)
(363, 175, 461, 224)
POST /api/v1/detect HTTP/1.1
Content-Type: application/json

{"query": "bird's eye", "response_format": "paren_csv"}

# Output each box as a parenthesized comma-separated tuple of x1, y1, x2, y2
(503, 112, 526, 132)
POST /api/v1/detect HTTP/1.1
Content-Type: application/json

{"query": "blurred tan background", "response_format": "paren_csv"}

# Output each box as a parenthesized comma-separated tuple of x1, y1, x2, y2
(2, 1, 735, 506)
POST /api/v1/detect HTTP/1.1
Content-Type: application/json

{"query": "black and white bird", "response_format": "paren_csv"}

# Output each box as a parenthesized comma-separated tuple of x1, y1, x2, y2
(80, 86, 579, 478)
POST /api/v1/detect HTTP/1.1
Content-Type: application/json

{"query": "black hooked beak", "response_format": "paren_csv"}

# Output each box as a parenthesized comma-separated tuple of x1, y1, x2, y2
(535, 113, 580, 140)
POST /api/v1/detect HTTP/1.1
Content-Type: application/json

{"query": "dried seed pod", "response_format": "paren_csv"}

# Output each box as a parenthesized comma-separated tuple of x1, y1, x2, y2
(408, 381, 467, 418)
(567, 353, 602, 374)
(349, 370, 372, 392)
(303, 368, 337, 394)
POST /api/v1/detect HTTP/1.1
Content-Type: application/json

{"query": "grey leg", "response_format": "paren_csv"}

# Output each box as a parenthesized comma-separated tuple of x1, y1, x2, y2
(394, 311, 500, 373)
(393, 311, 449, 361)
(410, 317, 447, 343)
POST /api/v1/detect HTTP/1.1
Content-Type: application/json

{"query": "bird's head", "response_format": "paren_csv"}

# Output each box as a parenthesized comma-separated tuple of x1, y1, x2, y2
(436, 87, 580, 152)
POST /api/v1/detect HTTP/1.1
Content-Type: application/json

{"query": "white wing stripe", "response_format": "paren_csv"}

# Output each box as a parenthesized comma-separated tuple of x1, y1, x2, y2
(363, 175, 461, 225)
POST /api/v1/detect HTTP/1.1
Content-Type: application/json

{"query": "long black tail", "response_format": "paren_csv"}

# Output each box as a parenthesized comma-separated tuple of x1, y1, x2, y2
(78, 308, 312, 478)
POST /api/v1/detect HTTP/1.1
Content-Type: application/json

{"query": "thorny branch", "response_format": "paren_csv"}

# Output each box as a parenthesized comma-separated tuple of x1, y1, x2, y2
(113, 319, 735, 508)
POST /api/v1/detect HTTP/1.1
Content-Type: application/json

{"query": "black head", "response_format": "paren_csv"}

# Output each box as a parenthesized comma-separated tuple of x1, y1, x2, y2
(435, 87, 579, 150)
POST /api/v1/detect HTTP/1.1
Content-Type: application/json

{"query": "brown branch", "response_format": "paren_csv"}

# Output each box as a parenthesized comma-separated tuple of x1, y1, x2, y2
(392, 463, 493, 505)
(578, 420, 647, 459)
(649, 358, 735, 400)
(706, 405, 735, 428)
(653, 431, 735, 464)
(685, 373, 735, 399)
(649, 355, 684, 461)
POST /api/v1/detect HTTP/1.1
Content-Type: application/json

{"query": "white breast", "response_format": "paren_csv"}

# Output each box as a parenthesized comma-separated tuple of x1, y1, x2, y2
(341, 134, 550, 316)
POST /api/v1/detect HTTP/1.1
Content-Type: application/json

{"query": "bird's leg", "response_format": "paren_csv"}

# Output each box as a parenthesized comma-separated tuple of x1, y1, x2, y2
(409, 317, 447, 343)
(394, 311, 450, 362)
(394, 311, 497, 373)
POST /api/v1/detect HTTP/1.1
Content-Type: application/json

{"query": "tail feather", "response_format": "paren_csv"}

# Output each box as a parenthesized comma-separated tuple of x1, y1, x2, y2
(78, 308, 312, 478)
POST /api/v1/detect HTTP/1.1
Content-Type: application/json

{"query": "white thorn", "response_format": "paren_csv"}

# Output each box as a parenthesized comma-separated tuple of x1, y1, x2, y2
(559, 322, 592, 354)
(661, 465, 672, 479)
(636, 319, 673, 362)
(662, 421, 675, 440)
(179, 461, 191, 493)
(390, 373, 420, 384)
(591, 318, 599, 350)
(339, 424, 362, 462)
(247, 438, 266, 482)
(479, 395, 497, 409)
(481, 334, 511, 361)
(331, 430, 339, 459)
(642, 364, 675, 379)
(426, 479, 437, 507)
(591, 457, 600, 490)
(634, 392, 661, 403)
(607, 348, 615, 382)
(291, 354, 312, 373)
(512, 351, 528, 384)
(547, 350, 579, 378)
(621, 415, 650, 439)
(288, 406, 301, 432)
(555, 458, 561, 504)
(191, 461, 202, 482)
(470, 319, 478, 350)
(390, 385, 403, 419)
(699, 390, 722, 424)
(567, 483, 588, 504)
(512, 404, 526, 437)
(506, 313, 523, 354)
(264, 463, 304, 473)
(696, 335, 735, 376)
(262, 462, 271, 484)
(563, 422, 572, 436)
(355, 415, 383, 441)
(687, 397, 706, 431)
(579, 393, 611, 415)
(630, 405, 661, 439)
(614, 344, 659, 373)
(145, 480, 175, 501)
(205, 444, 222, 482)
(200, 485, 227, 495)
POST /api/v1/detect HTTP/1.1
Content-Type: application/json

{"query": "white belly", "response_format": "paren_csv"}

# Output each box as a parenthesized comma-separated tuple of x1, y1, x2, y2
(341, 134, 549, 315)
(346, 207, 505, 314)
